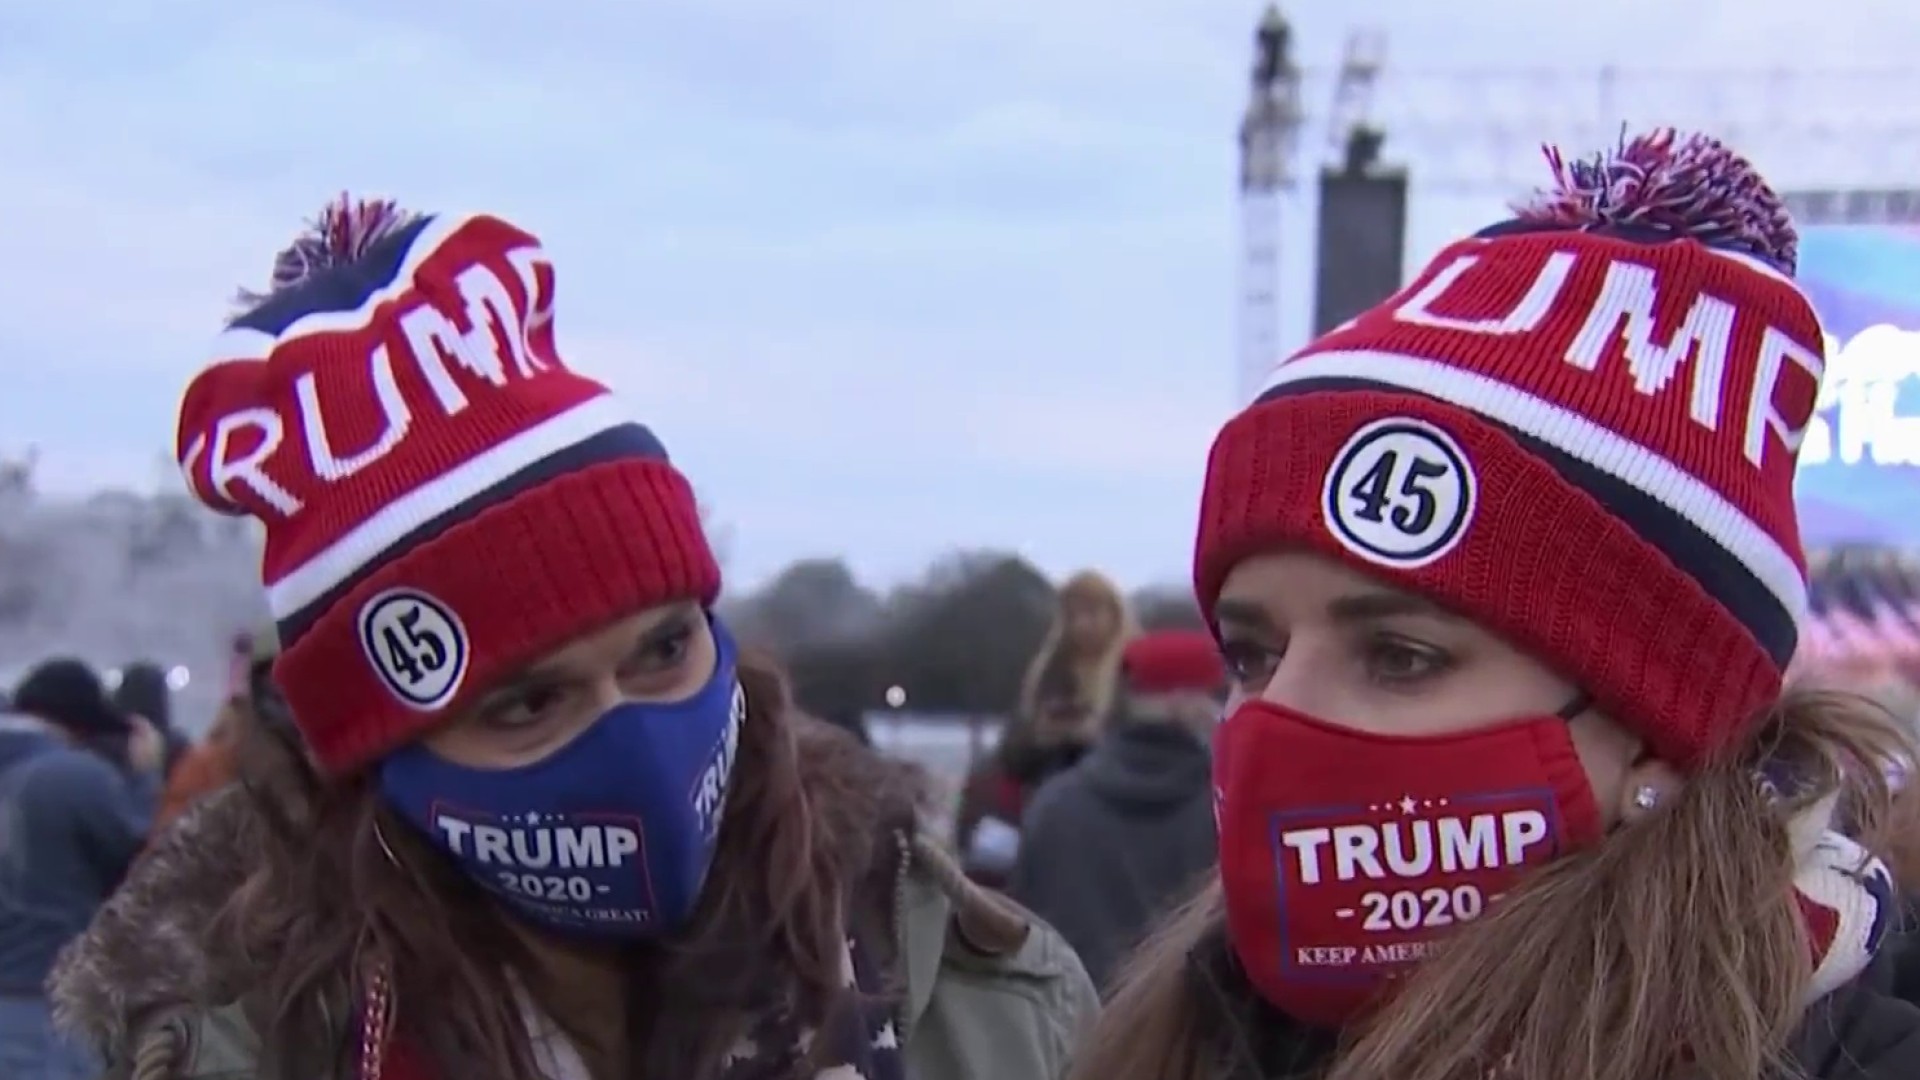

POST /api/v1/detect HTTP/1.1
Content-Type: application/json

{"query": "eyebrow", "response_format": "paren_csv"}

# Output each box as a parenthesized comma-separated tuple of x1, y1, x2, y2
(1213, 591, 1460, 631)
(1213, 598, 1273, 631)
(1326, 592, 1460, 623)
(473, 668, 564, 712)
(482, 605, 701, 700)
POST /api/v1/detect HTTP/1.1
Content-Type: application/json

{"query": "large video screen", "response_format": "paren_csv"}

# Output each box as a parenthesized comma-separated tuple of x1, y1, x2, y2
(1793, 226, 1920, 546)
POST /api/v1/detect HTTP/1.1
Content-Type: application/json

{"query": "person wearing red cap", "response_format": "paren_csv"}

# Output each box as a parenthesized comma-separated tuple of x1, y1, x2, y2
(1070, 130, 1920, 1080)
(147, 630, 281, 838)
(49, 197, 1094, 1080)
(1009, 630, 1224, 992)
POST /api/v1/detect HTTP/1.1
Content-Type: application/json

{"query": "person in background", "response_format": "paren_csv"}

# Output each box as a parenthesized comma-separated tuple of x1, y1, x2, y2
(1070, 129, 1920, 1080)
(151, 630, 286, 836)
(49, 196, 1094, 1080)
(111, 661, 193, 780)
(0, 658, 162, 1080)
(955, 569, 1135, 886)
(152, 699, 243, 835)
(1010, 629, 1224, 992)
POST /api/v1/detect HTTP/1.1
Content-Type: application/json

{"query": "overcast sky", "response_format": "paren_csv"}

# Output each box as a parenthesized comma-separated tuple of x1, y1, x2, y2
(3, 0, 1918, 591)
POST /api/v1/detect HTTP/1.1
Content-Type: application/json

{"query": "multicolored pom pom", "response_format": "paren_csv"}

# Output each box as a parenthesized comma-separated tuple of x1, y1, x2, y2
(1513, 128, 1798, 275)
(235, 193, 423, 308)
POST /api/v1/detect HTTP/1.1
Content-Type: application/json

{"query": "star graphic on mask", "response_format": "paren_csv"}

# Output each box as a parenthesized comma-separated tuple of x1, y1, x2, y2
(1397, 795, 1419, 816)
(524, 811, 541, 824)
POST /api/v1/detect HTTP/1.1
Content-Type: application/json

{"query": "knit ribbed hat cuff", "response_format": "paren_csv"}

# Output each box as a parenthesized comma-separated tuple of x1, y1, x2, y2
(1194, 392, 1781, 769)
(278, 458, 719, 775)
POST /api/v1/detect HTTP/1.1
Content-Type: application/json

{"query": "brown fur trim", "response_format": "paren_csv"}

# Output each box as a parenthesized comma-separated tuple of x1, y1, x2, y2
(48, 717, 932, 1062)
(49, 785, 258, 1059)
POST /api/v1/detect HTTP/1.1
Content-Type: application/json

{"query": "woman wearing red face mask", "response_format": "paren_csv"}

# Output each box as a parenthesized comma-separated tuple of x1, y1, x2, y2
(1068, 129, 1920, 1080)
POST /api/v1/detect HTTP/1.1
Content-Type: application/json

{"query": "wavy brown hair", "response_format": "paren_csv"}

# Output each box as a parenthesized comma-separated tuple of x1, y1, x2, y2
(1070, 688, 1920, 1080)
(214, 652, 913, 1080)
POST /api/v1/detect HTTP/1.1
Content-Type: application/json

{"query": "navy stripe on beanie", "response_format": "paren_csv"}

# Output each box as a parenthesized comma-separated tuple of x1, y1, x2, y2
(274, 421, 672, 647)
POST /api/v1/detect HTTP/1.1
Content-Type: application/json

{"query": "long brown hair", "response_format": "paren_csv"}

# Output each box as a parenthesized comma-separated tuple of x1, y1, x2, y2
(214, 653, 907, 1080)
(1071, 688, 1920, 1080)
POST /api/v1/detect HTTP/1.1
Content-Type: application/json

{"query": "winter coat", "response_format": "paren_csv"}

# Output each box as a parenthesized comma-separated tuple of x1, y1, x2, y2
(1009, 720, 1215, 991)
(49, 740, 1099, 1080)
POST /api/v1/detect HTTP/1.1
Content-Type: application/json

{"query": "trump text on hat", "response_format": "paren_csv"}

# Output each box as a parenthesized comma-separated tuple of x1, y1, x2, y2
(1391, 241, 1824, 474)
(178, 233, 560, 520)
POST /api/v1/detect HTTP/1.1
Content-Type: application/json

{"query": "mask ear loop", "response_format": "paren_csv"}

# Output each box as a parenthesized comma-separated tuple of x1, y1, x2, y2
(1553, 691, 1594, 721)
(1554, 691, 1672, 815)
(372, 817, 403, 868)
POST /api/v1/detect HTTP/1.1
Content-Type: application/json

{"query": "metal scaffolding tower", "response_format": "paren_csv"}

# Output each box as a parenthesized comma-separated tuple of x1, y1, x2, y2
(1236, 5, 1302, 406)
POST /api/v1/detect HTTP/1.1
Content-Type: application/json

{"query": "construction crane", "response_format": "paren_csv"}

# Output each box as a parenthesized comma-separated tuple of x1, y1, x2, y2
(1324, 29, 1387, 183)
(1237, 13, 1391, 403)
(1235, 4, 1920, 402)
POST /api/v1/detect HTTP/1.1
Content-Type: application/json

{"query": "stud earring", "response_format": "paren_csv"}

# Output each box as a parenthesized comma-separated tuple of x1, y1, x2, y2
(1631, 785, 1660, 811)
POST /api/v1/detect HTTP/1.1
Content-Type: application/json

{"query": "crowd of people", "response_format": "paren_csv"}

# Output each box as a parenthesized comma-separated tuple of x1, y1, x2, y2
(0, 635, 286, 1077)
(1, 126, 1919, 1080)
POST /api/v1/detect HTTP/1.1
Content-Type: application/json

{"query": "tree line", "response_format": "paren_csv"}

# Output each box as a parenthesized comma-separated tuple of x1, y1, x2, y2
(718, 553, 1204, 724)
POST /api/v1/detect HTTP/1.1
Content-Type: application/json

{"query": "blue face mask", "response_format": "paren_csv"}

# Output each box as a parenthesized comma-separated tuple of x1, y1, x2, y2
(378, 618, 746, 939)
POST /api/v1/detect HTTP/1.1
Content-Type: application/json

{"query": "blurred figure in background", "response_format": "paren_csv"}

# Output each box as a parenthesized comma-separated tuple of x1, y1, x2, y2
(0, 658, 162, 1080)
(1010, 630, 1223, 992)
(153, 702, 242, 835)
(955, 570, 1135, 886)
(152, 631, 285, 835)
(111, 660, 192, 780)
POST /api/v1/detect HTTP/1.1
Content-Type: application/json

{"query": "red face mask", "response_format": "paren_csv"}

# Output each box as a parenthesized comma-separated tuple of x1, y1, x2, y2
(1213, 699, 1603, 1029)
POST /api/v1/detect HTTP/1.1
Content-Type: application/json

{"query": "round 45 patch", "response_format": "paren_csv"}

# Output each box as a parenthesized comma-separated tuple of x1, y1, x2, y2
(1321, 417, 1477, 569)
(358, 588, 470, 710)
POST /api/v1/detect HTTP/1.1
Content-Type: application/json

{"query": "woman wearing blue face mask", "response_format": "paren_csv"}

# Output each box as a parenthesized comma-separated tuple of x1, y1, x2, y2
(48, 197, 1096, 1080)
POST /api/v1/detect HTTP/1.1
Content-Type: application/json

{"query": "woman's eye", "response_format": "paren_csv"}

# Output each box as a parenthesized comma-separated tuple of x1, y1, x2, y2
(1364, 638, 1452, 685)
(1219, 640, 1279, 685)
(624, 625, 695, 675)
(485, 685, 567, 729)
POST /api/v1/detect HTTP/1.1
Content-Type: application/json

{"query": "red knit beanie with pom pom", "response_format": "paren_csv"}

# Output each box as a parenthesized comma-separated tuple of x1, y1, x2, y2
(1194, 129, 1823, 770)
(176, 196, 719, 776)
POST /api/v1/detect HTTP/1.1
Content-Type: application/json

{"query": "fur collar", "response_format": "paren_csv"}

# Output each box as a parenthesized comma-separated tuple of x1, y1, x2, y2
(49, 785, 257, 1061)
(49, 720, 927, 1064)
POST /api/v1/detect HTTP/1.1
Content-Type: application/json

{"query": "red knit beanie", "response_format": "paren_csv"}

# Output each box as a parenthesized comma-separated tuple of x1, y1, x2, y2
(175, 196, 719, 775)
(1195, 130, 1822, 770)
(1124, 631, 1227, 696)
